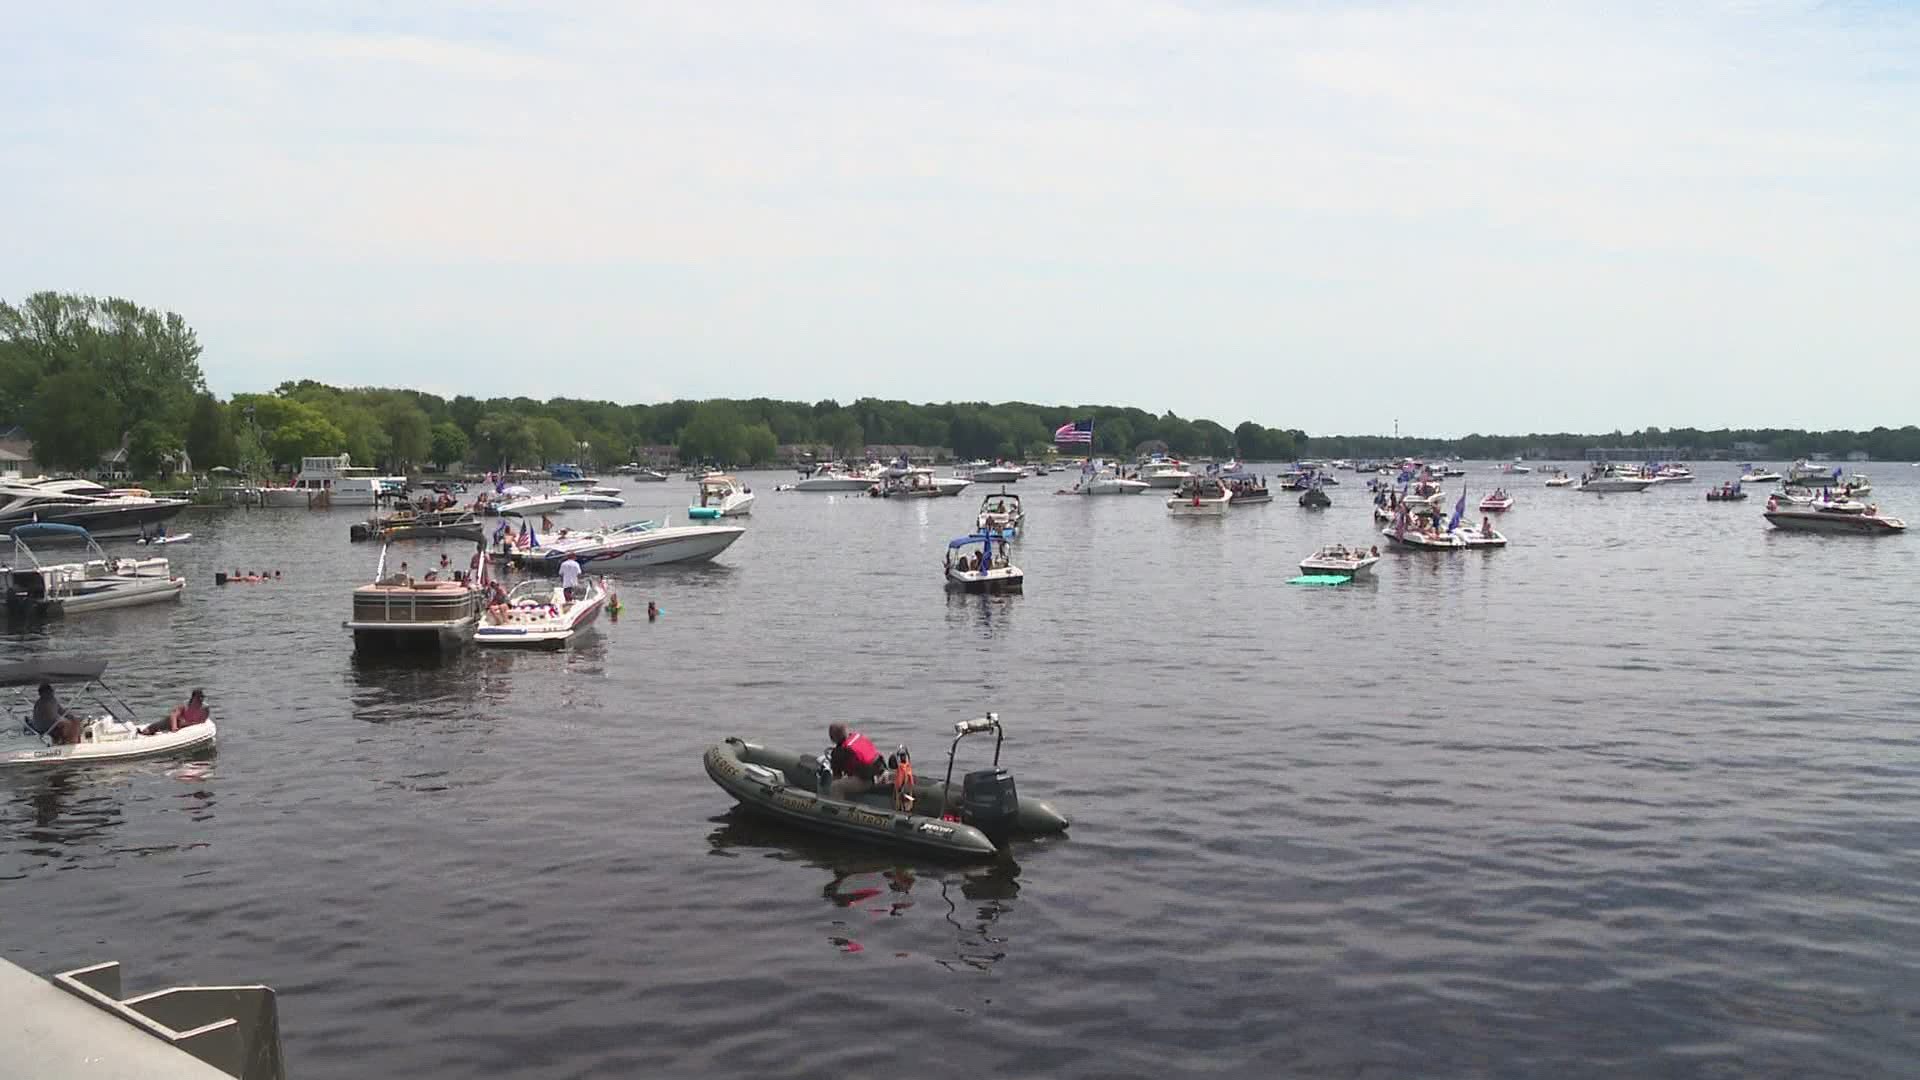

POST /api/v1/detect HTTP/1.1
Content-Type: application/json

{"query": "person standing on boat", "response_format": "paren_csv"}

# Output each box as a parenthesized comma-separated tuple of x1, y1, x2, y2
(31, 683, 83, 745)
(142, 690, 209, 736)
(826, 722, 884, 799)
(559, 555, 582, 602)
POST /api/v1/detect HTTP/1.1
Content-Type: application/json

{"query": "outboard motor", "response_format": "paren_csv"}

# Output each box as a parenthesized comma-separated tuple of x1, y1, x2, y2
(960, 768, 1020, 844)
(813, 753, 834, 795)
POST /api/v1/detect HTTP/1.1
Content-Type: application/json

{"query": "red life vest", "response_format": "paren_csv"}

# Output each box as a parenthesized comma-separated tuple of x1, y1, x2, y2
(841, 731, 881, 771)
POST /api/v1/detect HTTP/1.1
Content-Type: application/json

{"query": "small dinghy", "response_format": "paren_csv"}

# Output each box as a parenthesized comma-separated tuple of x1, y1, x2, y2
(704, 714, 1069, 859)
(474, 576, 612, 649)
(1704, 483, 1748, 502)
(0, 657, 216, 769)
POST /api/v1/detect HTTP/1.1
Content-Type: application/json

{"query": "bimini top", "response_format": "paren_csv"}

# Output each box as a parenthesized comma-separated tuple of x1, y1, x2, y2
(0, 657, 108, 687)
(10, 522, 93, 541)
(948, 533, 1000, 550)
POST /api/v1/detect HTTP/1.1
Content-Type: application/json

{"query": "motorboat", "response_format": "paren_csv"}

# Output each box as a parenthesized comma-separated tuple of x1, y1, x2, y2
(625, 465, 671, 482)
(1544, 470, 1574, 487)
(1381, 511, 1468, 550)
(496, 493, 571, 517)
(1654, 464, 1695, 483)
(0, 477, 189, 538)
(1077, 472, 1150, 495)
(1299, 544, 1380, 579)
(1786, 460, 1841, 487)
(349, 509, 484, 544)
(689, 474, 754, 518)
(474, 575, 612, 650)
(1168, 476, 1232, 516)
(1452, 522, 1509, 548)
(1479, 488, 1514, 512)
(1576, 467, 1653, 493)
(794, 463, 880, 492)
(1226, 476, 1272, 504)
(1297, 487, 1332, 510)
(498, 518, 745, 571)
(976, 492, 1024, 538)
(944, 532, 1023, 593)
(703, 713, 1069, 859)
(971, 463, 1024, 485)
(1499, 461, 1532, 474)
(1840, 474, 1873, 497)
(1705, 482, 1748, 502)
(1138, 457, 1196, 489)
(345, 541, 488, 653)
(558, 482, 626, 511)
(1763, 495, 1905, 534)
(4, 523, 184, 617)
(1, 657, 215, 769)
(1739, 465, 1783, 483)
(872, 469, 967, 499)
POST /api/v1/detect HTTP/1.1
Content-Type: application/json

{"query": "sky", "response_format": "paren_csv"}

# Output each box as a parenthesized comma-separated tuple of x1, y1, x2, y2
(5, 1, 1917, 437)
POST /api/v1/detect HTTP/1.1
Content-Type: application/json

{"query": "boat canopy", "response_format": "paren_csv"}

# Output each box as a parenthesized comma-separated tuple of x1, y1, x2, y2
(0, 657, 108, 687)
(947, 533, 998, 550)
(9, 522, 92, 541)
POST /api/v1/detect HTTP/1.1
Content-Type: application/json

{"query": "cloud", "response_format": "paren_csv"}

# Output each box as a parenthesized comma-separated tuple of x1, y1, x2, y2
(2, 1, 1916, 432)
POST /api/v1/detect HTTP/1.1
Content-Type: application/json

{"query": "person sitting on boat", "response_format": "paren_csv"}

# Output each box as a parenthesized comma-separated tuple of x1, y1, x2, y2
(1481, 516, 1493, 537)
(559, 556, 583, 602)
(31, 683, 84, 745)
(141, 689, 209, 736)
(826, 722, 885, 799)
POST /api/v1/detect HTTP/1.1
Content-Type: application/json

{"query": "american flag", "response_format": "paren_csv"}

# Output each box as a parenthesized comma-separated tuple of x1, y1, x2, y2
(1054, 420, 1093, 444)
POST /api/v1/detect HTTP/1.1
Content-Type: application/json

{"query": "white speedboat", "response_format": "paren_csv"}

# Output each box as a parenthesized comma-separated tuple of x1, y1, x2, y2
(872, 468, 968, 498)
(557, 484, 627, 511)
(1786, 460, 1841, 487)
(0, 477, 189, 538)
(1, 657, 215, 769)
(1763, 496, 1905, 534)
(496, 493, 571, 516)
(1479, 489, 1514, 512)
(1138, 457, 1196, 489)
(971, 464, 1024, 485)
(1299, 545, 1380, 579)
(1453, 522, 1509, 548)
(1575, 467, 1653, 493)
(689, 474, 755, 518)
(475, 576, 611, 649)
(1167, 477, 1232, 516)
(1544, 470, 1574, 487)
(944, 533, 1023, 594)
(1071, 463, 1150, 495)
(4, 523, 184, 617)
(1499, 461, 1532, 474)
(500, 518, 745, 570)
(794, 463, 880, 492)
(977, 492, 1024, 538)
(1381, 511, 1468, 550)
(1654, 464, 1695, 483)
(1739, 465, 1783, 483)
(625, 465, 671, 482)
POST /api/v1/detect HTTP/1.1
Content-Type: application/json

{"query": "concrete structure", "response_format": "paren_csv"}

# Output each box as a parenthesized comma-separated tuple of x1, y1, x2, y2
(0, 956, 284, 1079)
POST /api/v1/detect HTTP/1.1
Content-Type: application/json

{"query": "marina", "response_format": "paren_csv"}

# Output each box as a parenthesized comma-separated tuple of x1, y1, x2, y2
(4, 459, 1919, 1080)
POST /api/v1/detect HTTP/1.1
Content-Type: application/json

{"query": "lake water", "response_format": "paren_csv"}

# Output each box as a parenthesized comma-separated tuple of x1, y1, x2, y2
(5, 463, 1920, 1079)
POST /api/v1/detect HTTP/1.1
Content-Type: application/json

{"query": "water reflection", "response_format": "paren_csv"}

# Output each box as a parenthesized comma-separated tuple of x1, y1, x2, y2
(706, 811, 1024, 969)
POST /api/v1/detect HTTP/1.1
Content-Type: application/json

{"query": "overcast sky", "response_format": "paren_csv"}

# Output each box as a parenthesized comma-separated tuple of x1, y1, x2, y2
(5, 2, 1916, 436)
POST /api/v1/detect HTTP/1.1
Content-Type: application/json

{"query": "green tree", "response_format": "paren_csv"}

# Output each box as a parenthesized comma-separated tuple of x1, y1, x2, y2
(184, 393, 228, 470)
(740, 421, 778, 464)
(27, 368, 121, 470)
(379, 398, 432, 470)
(262, 402, 347, 467)
(678, 402, 744, 463)
(126, 419, 184, 478)
(430, 422, 470, 469)
(817, 412, 864, 457)
(474, 414, 535, 470)
(530, 416, 575, 464)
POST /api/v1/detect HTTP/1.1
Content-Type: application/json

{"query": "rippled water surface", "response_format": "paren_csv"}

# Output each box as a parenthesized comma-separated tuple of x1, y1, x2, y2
(5, 464, 1920, 1078)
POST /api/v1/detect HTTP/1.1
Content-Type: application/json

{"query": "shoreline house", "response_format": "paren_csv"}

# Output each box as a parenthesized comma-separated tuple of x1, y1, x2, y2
(0, 428, 43, 478)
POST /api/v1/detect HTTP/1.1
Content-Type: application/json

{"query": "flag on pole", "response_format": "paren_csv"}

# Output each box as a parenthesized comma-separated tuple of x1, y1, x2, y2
(1448, 491, 1466, 532)
(1054, 420, 1094, 444)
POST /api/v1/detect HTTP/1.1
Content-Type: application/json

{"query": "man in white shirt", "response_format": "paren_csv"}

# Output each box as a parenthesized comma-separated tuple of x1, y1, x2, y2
(559, 556, 582, 601)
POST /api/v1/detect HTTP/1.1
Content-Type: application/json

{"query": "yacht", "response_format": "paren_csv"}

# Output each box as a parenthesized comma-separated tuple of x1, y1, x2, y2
(1786, 460, 1839, 487)
(1138, 457, 1196, 489)
(0, 478, 188, 538)
(1072, 462, 1150, 495)
(495, 492, 571, 517)
(794, 463, 880, 492)
(1763, 495, 1905, 534)
(557, 482, 626, 511)
(496, 518, 745, 570)
(689, 474, 754, 518)
(5, 523, 185, 617)
(1575, 466, 1654, 493)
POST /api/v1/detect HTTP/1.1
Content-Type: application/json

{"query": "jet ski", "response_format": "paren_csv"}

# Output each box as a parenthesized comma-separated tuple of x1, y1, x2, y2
(704, 714, 1069, 859)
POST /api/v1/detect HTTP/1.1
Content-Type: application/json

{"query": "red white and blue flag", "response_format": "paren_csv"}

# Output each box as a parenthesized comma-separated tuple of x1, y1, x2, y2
(1054, 420, 1094, 444)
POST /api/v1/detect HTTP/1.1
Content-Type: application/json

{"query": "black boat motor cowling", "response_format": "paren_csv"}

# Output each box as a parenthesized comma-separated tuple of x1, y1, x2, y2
(961, 768, 1020, 843)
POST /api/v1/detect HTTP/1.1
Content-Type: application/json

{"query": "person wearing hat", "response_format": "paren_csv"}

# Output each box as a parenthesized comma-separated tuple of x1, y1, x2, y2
(143, 689, 209, 736)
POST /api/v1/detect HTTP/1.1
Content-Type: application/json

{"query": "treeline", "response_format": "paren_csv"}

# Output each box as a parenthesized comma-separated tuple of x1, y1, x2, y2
(5, 292, 1915, 477)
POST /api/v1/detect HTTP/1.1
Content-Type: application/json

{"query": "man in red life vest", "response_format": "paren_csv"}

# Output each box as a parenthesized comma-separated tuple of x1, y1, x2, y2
(826, 722, 884, 799)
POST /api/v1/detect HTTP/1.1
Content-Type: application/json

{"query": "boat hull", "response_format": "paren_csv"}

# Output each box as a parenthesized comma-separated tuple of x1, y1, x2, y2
(1577, 479, 1653, 493)
(1763, 511, 1905, 534)
(945, 568, 1024, 593)
(510, 526, 746, 570)
(1, 719, 217, 769)
(793, 477, 873, 492)
(1299, 557, 1377, 578)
